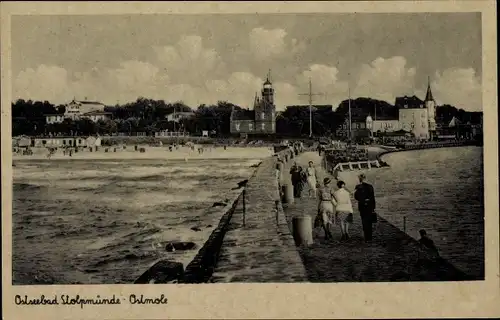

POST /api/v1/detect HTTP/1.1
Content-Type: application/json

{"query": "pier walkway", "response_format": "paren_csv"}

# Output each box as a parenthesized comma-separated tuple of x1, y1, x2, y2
(282, 152, 469, 282)
(210, 157, 308, 282)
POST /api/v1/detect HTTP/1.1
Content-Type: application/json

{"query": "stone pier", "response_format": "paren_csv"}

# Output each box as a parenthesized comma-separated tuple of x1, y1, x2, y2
(211, 151, 308, 282)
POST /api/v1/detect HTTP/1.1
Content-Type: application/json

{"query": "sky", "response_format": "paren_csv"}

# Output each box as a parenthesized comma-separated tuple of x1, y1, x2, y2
(11, 13, 482, 111)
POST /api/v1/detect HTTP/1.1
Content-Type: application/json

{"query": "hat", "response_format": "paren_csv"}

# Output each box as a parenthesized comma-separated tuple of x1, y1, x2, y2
(323, 177, 331, 185)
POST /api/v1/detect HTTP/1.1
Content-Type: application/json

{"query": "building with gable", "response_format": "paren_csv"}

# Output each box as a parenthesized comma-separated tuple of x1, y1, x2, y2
(338, 77, 438, 141)
(45, 99, 112, 124)
(230, 72, 276, 135)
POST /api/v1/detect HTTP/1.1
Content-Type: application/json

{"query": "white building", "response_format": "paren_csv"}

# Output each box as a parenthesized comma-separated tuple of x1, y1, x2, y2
(165, 111, 195, 123)
(399, 107, 429, 140)
(32, 136, 102, 148)
(365, 78, 437, 141)
(84, 110, 112, 122)
(45, 99, 110, 124)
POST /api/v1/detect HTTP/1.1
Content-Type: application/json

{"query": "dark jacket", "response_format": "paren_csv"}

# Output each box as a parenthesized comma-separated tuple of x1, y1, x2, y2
(354, 182, 376, 214)
(290, 166, 301, 184)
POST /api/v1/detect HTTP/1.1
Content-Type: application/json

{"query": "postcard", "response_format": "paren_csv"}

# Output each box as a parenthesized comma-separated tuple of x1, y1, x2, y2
(2, 1, 499, 319)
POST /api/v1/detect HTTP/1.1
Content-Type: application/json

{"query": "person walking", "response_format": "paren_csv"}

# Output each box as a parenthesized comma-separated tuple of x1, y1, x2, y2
(333, 180, 354, 241)
(306, 161, 318, 198)
(289, 163, 301, 198)
(354, 173, 377, 242)
(316, 177, 336, 240)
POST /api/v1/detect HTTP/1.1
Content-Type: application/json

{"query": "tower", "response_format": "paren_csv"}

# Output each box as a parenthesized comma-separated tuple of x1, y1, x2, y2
(424, 76, 437, 139)
(261, 69, 275, 106)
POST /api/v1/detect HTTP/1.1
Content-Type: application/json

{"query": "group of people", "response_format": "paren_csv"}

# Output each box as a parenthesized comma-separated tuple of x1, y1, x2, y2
(289, 161, 377, 243)
(316, 173, 377, 242)
(289, 161, 319, 199)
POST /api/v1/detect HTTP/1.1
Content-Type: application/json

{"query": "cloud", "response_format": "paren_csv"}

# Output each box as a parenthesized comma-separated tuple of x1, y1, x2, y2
(249, 27, 305, 60)
(14, 65, 70, 103)
(12, 50, 481, 113)
(296, 64, 349, 108)
(432, 68, 482, 111)
(353, 56, 417, 104)
(154, 35, 226, 84)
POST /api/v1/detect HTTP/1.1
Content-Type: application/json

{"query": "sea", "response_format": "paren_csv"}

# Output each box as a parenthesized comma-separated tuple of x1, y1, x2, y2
(12, 146, 485, 283)
(12, 155, 265, 284)
(363, 146, 484, 279)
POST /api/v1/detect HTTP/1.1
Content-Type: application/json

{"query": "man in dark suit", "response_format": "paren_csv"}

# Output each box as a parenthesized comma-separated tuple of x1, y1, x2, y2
(354, 173, 376, 242)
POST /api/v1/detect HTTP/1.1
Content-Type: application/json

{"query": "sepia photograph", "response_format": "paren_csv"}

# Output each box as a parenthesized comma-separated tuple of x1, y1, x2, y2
(2, 1, 498, 319)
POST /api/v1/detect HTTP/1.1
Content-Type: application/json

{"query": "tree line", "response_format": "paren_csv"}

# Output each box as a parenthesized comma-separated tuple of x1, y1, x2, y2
(11, 97, 482, 137)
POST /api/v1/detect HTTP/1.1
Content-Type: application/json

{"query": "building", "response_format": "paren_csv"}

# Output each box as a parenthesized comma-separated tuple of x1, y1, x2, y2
(230, 72, 276, 135)
(165, 111, 195, 123)
(336, 115, 369, 139)
(32, 136, 102, 148)
(84, 110, 113, 122)
(366, 78, 437, 140)
(45, 99, 110, 124)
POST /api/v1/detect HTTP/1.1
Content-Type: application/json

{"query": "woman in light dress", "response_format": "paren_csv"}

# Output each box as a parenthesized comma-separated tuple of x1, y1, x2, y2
(333, 180, 354, 241)
(317, 177, 336, 239)
(306, 161, 318, 198)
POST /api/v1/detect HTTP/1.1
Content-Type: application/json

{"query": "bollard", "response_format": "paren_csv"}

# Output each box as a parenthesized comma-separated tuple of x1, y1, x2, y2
(283, 184, 294, 204)
(292, 215, 313, 246)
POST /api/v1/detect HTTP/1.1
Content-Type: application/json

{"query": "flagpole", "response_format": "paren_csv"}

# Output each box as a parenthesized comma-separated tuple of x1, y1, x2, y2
(348, 85, 352, 145)
(309, 78, 313, 138)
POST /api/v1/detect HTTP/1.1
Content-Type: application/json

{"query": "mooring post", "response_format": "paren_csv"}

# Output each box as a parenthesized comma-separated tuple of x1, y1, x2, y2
(242, 189, 246, 227)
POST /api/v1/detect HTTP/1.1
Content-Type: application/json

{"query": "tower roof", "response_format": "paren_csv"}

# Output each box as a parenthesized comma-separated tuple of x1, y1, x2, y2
(425, 76, 434, 101)
(264, 69, 272, 85)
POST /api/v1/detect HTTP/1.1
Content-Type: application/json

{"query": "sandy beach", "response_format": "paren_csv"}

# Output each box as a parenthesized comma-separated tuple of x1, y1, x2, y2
(12, 146, 275, 161)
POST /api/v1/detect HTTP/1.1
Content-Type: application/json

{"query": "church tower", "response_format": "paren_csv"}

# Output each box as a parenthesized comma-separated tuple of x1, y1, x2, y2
(254, 70, 276, 133)
(424, 76, 437, 139)
(261, 69, 275, 106)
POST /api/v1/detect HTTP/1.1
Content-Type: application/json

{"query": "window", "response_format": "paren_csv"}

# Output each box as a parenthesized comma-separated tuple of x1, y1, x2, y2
(272, 122, 275, 131)
(42, 140, 46, 145)
(261, 123, 265, 130)
(249, 123, 253, 131)
(235, 123, 240, 131)
(63, 140, 66, 145)
(342, 124, 347, 129)
(261, 112, 265, 120)
(78, 139, 82, 144)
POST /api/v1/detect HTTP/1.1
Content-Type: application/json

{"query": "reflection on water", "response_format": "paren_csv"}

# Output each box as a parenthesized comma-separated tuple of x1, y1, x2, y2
(12, 158, 262, 284)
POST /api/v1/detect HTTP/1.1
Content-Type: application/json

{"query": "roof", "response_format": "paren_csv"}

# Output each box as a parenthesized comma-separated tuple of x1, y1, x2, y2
(395, 95, 424, 109)
(425, 77, 434, 101)
(77, 100, 104, 105)
(83, 111, 112, 115)
(449, 116, 461, 127)
(232, 109, 255, 121)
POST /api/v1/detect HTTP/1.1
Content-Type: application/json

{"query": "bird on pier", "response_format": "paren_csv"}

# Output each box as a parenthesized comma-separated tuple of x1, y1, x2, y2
(232, 179, 249, 190)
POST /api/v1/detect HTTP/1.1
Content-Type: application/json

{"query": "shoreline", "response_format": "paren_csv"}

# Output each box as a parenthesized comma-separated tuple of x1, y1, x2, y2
(12, 146, 274, 161)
